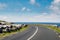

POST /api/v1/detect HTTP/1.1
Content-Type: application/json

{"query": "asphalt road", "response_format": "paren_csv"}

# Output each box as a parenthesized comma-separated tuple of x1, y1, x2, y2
(2, 26, 60, 40)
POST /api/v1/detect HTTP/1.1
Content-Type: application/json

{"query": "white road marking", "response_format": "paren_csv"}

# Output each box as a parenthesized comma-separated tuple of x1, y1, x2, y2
(27, 27, 38, 40)
(56, 33, 58, 35)
(59, 35, 60, 38)
(54, 31, 56, 32)
(48, 28, 50, 29)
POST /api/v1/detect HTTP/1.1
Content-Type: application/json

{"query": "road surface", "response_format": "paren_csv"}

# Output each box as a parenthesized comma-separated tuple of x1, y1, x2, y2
(2, 26, 60, 40)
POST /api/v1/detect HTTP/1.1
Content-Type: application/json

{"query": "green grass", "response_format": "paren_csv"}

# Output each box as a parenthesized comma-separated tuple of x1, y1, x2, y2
(38, 24, 60, 33)
(0, 26, 28, 40)
(31, 24, 60, 33)
(46, 26, 60, 33)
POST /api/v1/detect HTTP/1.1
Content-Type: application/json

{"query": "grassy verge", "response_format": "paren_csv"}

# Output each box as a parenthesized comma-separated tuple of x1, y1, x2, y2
(36, 24, 60, 33)
(0, 26, 28, 40)
(46, 26, 60, 33)
(32, 24, 60, 33)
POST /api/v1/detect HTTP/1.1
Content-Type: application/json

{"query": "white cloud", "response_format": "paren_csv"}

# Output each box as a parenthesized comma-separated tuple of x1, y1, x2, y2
(49, 0, 60, 15)
(30, 0, 40, 7)
(1, 13, 59, 22)
(21, 7, 31, 12)
(47, 0, 60, 22)
(30, 0, 35, 5)
(27, 8, 31, 11)
(32, 13, 60, 22)
(53, 0, 60, 3)
(0, 13, 60, 22)
(36, 3, 40, 7)
(0, 3, 7, 9)
(21, 7, 26, 11)
(0, 16, 8, 20)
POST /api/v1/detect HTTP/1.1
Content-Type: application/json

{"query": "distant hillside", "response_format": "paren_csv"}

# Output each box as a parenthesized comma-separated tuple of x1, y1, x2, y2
(0, 20, 12, 25)
(0, 20, 6, 22)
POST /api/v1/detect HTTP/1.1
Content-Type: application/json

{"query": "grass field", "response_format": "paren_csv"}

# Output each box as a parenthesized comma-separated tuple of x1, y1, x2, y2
(46, 26, 60, 33)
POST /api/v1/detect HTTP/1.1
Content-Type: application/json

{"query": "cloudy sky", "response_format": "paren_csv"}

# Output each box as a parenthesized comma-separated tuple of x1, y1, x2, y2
(0, 0, 60, 22)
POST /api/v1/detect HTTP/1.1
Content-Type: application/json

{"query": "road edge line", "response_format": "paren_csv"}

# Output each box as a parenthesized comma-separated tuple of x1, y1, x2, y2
(27, 27, 38, 40)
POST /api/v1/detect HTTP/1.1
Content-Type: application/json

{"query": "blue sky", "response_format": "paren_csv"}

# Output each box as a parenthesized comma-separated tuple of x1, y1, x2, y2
(0, 0, 60, 22)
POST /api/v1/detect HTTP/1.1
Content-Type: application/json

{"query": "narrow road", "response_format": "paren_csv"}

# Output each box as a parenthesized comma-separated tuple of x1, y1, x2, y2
(31, 27, 60, 40)
(2, 26, 60, 40)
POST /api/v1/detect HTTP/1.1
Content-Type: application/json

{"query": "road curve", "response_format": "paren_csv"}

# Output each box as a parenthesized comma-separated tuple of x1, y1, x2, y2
(31, 27, 60, 40)
(2, 26, 60, 40)
(2, 26, 36, 40)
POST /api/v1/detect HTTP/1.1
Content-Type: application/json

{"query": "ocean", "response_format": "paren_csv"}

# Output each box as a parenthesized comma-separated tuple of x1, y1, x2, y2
(13, 22, 60, 26)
